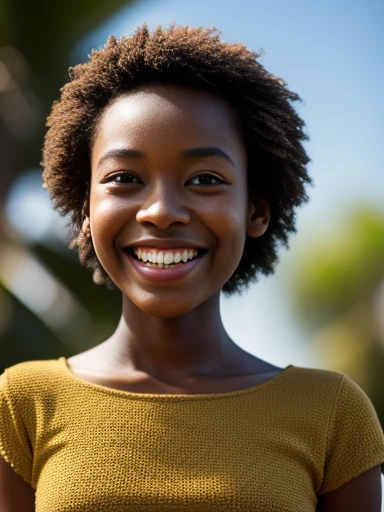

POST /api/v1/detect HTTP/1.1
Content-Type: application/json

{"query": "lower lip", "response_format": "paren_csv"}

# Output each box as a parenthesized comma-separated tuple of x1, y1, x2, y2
(124, 251, 206, 282)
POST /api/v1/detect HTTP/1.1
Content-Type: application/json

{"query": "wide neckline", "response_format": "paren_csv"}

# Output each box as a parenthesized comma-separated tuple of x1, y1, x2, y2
(58, 357, 294, 401)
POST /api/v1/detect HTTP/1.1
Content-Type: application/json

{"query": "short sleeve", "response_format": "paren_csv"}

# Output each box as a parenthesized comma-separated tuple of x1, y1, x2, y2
(318, 374, 384, 495)
(0, 371, 33, 484)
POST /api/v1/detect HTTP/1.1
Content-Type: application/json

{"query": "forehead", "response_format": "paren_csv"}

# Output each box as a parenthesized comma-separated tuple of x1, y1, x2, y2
(91, 84, 246, 162)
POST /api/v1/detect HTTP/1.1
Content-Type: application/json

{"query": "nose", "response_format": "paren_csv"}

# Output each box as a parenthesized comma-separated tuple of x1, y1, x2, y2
(136, 181, 191, 229)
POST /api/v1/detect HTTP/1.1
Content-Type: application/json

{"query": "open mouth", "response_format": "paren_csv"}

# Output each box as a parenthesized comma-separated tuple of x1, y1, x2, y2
(126, 247, 207, 268)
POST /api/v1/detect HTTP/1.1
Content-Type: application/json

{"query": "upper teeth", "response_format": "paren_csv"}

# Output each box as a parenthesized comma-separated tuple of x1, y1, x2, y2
(134, 249, 198, 264)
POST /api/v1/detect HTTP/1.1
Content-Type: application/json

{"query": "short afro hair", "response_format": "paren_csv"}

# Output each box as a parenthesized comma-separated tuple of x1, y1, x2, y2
(42, 24, 311, 295)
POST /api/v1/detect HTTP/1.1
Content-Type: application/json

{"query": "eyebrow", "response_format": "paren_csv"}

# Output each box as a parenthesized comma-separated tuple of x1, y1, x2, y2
(181, 147, 235, 167)
(96, 149, 144, 168)
(96, 146, 235, 168)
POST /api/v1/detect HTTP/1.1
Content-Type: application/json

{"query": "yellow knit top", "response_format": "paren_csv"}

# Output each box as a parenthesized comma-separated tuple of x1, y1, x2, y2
(1, 357, 383, 511)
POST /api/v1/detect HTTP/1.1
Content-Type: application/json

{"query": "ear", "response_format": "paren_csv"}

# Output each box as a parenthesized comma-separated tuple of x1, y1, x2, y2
(81, 215, 91, 239)
(246, 196, 270, 238)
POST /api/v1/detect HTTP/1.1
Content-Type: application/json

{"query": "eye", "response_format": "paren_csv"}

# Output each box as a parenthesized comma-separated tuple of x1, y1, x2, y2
(105, 172, 142, 185)
(187, 173, 225, 186)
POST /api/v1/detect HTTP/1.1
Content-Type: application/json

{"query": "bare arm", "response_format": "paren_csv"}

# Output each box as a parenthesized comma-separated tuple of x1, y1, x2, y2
(0, 456, 35, 512)
(316, 465, 382, 512)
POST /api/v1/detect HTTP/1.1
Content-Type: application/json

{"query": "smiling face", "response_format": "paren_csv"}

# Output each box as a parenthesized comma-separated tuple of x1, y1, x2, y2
(89, 84, 269, 317)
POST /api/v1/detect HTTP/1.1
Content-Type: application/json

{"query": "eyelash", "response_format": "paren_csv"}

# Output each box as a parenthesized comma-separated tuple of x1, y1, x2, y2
(105, 172, 226, 186)
(187, 173, 225, 186)
(105, 172, 142, 185)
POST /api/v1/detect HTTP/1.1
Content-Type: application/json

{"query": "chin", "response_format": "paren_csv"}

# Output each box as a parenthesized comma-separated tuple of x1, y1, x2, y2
(134, 300, 200, 319)
(123, 286, 215, 319)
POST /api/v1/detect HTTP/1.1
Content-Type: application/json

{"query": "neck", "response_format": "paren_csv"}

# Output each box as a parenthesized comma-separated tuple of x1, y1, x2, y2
(99, 292, 247, 381)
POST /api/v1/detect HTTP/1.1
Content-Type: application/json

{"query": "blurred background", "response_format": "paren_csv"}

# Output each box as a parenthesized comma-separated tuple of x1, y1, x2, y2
(0, 0, 383, 436)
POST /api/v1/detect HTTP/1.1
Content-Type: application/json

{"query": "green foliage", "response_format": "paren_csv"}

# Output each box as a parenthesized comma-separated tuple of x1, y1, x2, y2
(292, 207, 384, 328)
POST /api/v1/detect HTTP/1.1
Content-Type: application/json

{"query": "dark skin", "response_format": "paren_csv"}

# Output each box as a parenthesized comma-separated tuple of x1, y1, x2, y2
(69, 84, 278, 393)
(2, 84, 380, 511)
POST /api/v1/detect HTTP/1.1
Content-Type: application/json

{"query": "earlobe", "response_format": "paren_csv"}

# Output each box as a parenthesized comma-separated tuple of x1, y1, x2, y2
(246, 196, 270, 238)
(81, 215, 91, 239)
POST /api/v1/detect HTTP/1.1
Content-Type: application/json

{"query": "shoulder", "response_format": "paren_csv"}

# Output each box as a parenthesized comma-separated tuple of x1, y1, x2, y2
(299, 367, 384, 496)
(281, 364, 345, 402)
(0, 361, 53, 489)
(2, 358, 63, 380)
(277, 365, 382, 447)
(288, 364, 344, 383)
(0, 358, 65, 420)
(282, 364, 380, 410)
(1, 358, 65, 402)
(282, 366, 384, 496)
(285, 365, 382, 437)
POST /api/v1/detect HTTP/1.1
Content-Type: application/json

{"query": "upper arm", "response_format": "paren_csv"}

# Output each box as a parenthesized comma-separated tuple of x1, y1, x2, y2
(0, 455, 35, 512)
(316, 465, 382, 512)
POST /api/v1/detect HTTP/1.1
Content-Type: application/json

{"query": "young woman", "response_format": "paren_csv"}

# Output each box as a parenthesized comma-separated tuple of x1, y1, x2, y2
(1, 25, 383, 512)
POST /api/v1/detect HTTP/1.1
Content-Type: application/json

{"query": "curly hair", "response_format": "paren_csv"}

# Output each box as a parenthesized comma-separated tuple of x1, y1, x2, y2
(41, 24, 311, 295)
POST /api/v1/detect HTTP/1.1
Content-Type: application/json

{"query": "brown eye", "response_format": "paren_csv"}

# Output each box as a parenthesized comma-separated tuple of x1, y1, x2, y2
(106, 172, 142, 184)
(188, 173, 224, 186)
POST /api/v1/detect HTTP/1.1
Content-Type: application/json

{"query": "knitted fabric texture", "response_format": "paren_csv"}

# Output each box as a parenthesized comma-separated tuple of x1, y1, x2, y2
(1, 358, 383, 512)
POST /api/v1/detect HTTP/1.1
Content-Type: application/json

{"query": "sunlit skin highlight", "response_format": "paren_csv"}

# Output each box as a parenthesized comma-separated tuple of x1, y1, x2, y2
(82, 84, 274, 385)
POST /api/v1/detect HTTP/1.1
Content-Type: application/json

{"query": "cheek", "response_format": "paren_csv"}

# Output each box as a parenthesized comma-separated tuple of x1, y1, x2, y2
(223, 190, 249, 262)
(202, 192, 248, 261)
(89, 192, 129, 263)
(224, 211, 248, 264)
(90, 185, 130, 232)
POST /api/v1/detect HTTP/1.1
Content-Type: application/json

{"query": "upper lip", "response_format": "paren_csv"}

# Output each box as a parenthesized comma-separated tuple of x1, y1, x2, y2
(124, 238, 206, 250)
